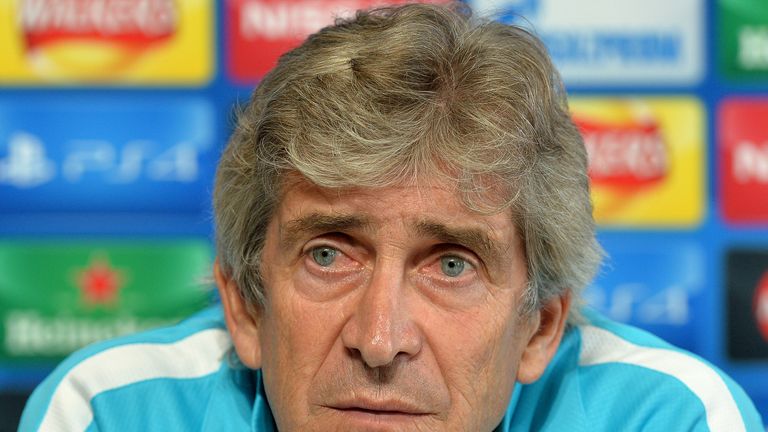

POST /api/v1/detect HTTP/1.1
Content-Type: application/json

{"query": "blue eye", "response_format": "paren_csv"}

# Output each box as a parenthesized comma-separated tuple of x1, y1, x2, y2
(440, 256, 466, 277)
(311, 247, 337, 267)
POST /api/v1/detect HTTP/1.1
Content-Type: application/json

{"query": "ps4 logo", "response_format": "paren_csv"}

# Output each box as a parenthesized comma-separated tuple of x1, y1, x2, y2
(0, 132, 55, 188)
(586, 283, 692, 326)
(0, 131, 201, 189)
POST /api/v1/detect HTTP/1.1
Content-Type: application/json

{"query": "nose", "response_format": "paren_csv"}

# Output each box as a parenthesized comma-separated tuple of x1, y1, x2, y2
(341, 265, 423, 368)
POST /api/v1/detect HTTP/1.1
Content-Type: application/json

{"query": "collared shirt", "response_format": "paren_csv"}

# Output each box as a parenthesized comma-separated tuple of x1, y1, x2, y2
(19, 305, 764, 431)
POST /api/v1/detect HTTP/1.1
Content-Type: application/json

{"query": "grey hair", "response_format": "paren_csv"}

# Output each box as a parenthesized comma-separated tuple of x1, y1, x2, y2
(214, 2, 603, 323)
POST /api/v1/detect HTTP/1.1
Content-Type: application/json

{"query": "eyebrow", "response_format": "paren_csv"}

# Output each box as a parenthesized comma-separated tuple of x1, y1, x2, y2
(280, 213, 373, 247)
(413, 220, 506, 265)
(279, 213, 508, 266)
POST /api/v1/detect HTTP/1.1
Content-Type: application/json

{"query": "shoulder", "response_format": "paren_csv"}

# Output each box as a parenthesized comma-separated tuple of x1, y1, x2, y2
(19, 305, 232, 432)
(573, 310, 763, 431)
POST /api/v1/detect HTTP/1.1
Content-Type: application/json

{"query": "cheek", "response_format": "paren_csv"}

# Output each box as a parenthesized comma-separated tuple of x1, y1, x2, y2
(428, 307, 525, 425)
(258, 292, 349, 422)
(260, 264, 360, 365)
(265, 262, 368, 373)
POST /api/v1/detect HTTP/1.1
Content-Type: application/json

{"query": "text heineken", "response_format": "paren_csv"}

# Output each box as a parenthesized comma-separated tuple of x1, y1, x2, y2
(4, 311, 178, 357)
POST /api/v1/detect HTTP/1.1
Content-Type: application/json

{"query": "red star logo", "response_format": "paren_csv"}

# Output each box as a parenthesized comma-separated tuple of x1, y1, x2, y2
(77, 255, 125, 306)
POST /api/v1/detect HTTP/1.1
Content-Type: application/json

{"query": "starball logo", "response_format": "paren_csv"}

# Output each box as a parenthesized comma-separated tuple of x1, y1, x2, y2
(18, 0, 177, 75)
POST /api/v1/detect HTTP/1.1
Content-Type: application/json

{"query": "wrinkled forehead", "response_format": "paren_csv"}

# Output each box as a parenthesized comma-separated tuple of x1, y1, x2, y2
(277, 167, 520, 218)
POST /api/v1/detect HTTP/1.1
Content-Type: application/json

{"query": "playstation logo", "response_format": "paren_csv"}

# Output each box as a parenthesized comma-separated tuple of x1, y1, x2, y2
(0, 132, 55, 188)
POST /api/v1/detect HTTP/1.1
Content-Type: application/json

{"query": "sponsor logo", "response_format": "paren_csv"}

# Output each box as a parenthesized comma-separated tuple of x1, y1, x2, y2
(738, 26, 768, 71)
(577, 117, 668, 188)
(228, 0, 441, 82)
(585, 240, 703, 351)
(756, 272, 768, 342)
(588, 283, 692, 326)
(720, 100, 768, 223)
(472, 0, 539, 23)
(239, 0, 343, 40)
(719, 0, 768, 79)
(726, 249, 768, 361)
(21, 0, 176, 47)
(0, 0, 212, 83)
(4, 311, 175, 357)
(0, 98, 215, 213)
(731, 140, 768, 184)
(76, 254, 125, 306)
(570, 97, 704, 226)
(543, 32, 681, 65)
(0, 132, 201, 187)
(468, 0, 703, 85)
(0, 132, 55, 188)
(0, 241, 212, 361)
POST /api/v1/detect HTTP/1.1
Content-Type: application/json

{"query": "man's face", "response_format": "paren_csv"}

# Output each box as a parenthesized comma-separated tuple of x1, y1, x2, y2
(218, 177, 568, 431)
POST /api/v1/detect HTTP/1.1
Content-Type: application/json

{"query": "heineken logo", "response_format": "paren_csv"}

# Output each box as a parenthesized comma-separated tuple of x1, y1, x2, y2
(4, 311, 175, 357)
(76, 254, 125, 307)
(0, 241, 212, 362)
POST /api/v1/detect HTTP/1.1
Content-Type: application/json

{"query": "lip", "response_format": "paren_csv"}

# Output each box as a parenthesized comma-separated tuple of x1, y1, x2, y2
(326, 405, 432, 429)
(326, 398, 432, 416)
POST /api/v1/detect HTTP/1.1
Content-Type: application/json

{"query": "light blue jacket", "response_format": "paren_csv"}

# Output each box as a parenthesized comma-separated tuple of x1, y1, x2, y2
(19, 306, 764, 431)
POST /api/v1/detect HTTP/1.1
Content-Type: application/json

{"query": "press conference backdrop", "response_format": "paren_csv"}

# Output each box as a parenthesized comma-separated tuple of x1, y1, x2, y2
(0, 0, 767, 429)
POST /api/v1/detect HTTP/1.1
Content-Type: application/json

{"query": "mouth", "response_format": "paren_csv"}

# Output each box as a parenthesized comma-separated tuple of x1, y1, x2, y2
(334, 406, 429, 416)
(325, 399, 433, 422)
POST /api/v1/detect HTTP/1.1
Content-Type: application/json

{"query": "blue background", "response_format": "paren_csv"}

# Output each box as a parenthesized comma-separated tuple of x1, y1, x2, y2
(0, 0, 767, 429)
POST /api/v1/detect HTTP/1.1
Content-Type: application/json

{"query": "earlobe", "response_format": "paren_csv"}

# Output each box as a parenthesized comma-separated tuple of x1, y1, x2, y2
(516, 293, 571, 384)
(215, 259, 263, 369)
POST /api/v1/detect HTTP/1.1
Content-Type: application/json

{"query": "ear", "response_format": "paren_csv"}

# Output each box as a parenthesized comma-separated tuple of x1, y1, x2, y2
(215, 259, 262, 369)
(516, 292, 571, 384)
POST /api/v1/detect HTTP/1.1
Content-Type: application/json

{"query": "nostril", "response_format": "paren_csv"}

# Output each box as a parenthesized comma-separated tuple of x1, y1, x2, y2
(346, 346, 363, 361)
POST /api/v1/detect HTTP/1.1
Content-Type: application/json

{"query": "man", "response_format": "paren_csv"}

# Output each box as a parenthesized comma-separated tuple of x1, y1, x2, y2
(20, 3, 763, 431)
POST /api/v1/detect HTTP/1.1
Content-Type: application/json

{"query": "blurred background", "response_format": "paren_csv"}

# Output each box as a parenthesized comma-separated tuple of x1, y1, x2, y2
(0, 0, 767, 429)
